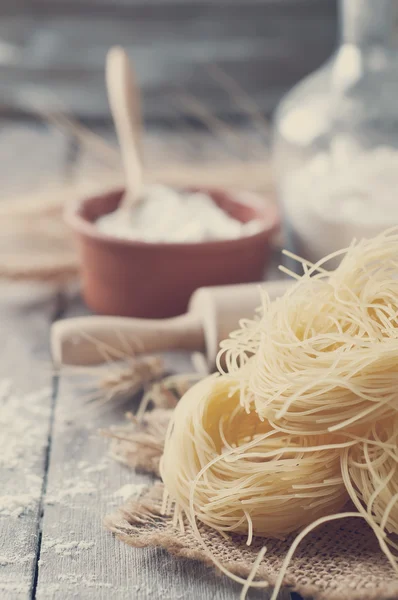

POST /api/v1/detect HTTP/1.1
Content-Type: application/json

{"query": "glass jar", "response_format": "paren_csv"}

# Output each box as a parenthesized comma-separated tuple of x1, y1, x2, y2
(273, 0, 398, 270)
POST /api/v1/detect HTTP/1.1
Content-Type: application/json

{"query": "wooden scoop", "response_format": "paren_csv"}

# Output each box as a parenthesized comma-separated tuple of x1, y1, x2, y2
(106, 46, 143, 207)
(51, 279, 291, 367)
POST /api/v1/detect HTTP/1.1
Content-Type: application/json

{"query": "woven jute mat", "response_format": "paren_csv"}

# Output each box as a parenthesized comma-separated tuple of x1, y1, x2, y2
(104, 409, 398, 600)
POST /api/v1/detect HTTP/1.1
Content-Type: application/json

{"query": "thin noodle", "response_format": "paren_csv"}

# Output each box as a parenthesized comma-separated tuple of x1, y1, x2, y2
(160, 228, 398, 597)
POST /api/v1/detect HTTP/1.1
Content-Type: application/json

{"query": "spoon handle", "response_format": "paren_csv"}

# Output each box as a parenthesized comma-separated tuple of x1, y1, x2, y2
(106, 46, 143, 205)
(51, 312, 204, 367)
(129, 61, 143, 162)
(51, 280, 291, 367)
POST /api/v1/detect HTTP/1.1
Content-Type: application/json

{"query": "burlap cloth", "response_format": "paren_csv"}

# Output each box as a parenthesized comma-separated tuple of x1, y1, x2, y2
(104, 409, 398, 600)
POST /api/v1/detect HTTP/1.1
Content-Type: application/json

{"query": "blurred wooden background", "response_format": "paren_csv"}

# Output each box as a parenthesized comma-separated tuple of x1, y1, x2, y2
(0, 0, 337, 121)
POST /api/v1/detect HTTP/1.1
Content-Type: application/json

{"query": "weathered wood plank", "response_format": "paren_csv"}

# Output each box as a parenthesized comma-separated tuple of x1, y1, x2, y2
(0, 285, 57, 599)
(0, 2, 337, 119)
(36, 298, 291, 599)
(8, 0, 337, 13)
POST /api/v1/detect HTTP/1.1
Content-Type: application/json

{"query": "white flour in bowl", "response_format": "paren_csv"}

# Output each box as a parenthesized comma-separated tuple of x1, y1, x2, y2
(282, 145, 398, 265)
(96, 184, 262, 243)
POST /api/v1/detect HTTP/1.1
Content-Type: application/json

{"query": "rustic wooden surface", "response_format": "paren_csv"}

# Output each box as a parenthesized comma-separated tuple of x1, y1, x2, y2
(0, 123, 294, 599)
(0, 287, 58, 599)
(0, 0, 337, 119)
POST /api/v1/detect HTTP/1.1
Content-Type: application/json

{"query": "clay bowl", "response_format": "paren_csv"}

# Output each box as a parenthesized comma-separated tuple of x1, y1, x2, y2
(66, 187, 279, 318)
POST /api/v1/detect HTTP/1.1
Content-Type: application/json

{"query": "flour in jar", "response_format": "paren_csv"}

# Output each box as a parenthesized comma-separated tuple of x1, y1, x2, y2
(282, 146, 398, 265)
(96, 184, 262, 243)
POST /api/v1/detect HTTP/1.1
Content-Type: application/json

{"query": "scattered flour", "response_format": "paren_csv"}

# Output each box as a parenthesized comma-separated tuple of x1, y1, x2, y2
(57, 573, 112, 588)
(0, 473, 42, 518)
(0, 491, 40, 518)
(42, 538, 94, 557)
(0, 379, 51, 470)
(113, 483, 147, 503)
(0, 581, 26, 593)
(0, 379, 50, 518)
(45, 479, 96, 505)
(77, 459, 108, 474)
(0, 552, 34, 567)
(38, 576, 115, 598)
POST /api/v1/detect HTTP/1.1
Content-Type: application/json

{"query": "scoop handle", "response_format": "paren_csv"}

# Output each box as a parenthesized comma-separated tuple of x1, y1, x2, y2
(51, 312, 204, 367)
(106, 46, 142, 203)
(51, 279, 292, 367)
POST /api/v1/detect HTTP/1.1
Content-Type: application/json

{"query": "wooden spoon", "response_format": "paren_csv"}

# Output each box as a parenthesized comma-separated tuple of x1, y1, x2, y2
(106, 45, 143, 208)
(51, 280, 291, 367)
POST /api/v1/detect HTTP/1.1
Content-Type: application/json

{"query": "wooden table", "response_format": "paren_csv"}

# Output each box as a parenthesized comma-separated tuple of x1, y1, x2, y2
(0, 123, 295, 600)
(0, 2, 336, 120)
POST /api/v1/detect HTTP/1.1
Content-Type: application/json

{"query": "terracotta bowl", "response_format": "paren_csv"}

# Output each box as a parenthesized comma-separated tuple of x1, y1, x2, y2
(66, 187, 279, 318)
